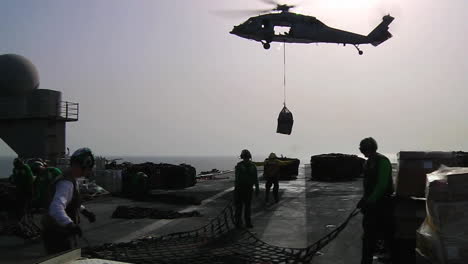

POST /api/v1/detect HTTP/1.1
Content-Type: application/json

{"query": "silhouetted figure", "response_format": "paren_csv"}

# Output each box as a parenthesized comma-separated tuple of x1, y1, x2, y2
(9, 158, 34, 220)
(234, 149, 259, 228)
(357, 137, 395, 264)
(131, 172, 149, 200)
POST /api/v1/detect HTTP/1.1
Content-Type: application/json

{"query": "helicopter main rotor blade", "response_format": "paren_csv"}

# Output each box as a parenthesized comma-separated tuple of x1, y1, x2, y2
(275, 4, 296, 9)
(260, 0, 281, 6)
(212, 9, 272, 18)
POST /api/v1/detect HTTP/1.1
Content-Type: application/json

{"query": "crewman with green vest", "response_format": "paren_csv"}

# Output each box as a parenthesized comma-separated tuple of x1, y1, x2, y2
(32, 161, 63, 210)
(42, 148, 97, 254)
(357, 137, 394, 264)
(254, 153, 295, 204)
(9, 158, 35, 220)
(234, 149, 259, 228)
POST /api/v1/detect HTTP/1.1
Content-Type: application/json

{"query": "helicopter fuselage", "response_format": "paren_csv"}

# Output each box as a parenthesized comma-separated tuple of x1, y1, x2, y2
(230, 12, 394, 54)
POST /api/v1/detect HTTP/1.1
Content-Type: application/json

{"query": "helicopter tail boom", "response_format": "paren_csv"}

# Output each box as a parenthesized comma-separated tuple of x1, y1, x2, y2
(367, 15, 394, 46)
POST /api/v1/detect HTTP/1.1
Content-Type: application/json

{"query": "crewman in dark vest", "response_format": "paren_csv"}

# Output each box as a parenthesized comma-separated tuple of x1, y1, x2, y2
(234, 149, 259, 228)
(357, 137, 395, 264)
(42, 148, 97, 255)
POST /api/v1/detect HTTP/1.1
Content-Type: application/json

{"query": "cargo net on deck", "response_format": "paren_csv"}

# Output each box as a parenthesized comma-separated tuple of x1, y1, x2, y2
(83, 202, 359, 264)
(0, 215, 41, 239)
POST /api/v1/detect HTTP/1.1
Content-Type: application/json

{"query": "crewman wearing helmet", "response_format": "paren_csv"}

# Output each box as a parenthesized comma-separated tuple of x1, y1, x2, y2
(255, 153, 295, 204)
(42, 148, 97, 254)
(357, 137, 394, 264)
(9, 158, 34, 220)
(234, 149, 260, 228)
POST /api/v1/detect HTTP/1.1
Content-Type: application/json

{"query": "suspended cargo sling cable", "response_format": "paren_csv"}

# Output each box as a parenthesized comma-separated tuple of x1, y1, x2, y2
(277, 42, 294, 135)
(284, 40, 286, 106)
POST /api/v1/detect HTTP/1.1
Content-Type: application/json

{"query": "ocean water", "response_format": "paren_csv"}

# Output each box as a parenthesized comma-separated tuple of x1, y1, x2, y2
(0, 156, 14, 178)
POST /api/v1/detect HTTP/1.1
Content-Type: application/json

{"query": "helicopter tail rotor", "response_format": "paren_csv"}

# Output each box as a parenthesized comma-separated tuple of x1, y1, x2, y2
(367, 15, 395, 46)
(369, 2, 401, 32)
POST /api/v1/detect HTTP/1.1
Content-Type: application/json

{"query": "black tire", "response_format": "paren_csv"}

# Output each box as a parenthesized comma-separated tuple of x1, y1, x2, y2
(358, 50, 363, 55)
(263, 43, 271, 50)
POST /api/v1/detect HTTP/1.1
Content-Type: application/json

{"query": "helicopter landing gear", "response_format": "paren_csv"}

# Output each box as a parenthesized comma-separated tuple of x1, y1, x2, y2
(262, 42, 271, 49)
(353, 44, 363, 55)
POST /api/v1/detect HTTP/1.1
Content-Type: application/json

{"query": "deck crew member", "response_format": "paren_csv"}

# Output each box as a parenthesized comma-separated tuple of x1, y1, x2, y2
(131, 172, 149, 200)
(254, 153, 294, 204)
(357, 137, 394, 264)
(9, 158, 34, 220)
(32, 161, 62, 209)
(42, 148, 97, 254)
(234, 149, 260, 228)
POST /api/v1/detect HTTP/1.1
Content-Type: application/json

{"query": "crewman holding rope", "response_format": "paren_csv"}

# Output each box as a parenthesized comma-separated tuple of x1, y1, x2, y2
(234, 149, 260, 228)
(41, 148, 97, 254)
(357, 137, 395, 264)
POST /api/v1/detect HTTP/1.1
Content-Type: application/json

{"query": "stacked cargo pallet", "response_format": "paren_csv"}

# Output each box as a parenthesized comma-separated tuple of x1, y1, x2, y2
(180, 164, 197, 187)
(395, 152, 453, 262)
(310, 153, 364, 181)
(278, 158, 300, 180)
(123, 162, 197, 190)
(394, 151, 468, 263)
(396, 152, 459, 197)
(417, 167, 468, 264)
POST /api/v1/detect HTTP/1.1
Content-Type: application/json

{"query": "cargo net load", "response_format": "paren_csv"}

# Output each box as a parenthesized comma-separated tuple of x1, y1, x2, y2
(83, 202, 359, 264)
(310, 154, 365, 181)
(277, 105, 294, 135)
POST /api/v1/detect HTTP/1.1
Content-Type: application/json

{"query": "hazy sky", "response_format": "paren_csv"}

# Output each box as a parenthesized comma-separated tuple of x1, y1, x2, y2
(1, 0, 468, 159)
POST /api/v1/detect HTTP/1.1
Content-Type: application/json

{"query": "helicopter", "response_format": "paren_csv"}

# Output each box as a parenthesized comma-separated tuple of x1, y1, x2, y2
(229, 1, 394, 55)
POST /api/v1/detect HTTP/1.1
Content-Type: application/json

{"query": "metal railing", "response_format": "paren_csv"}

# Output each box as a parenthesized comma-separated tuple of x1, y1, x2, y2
(58, 101, 79, 121)
(0, 100, 79, 121)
